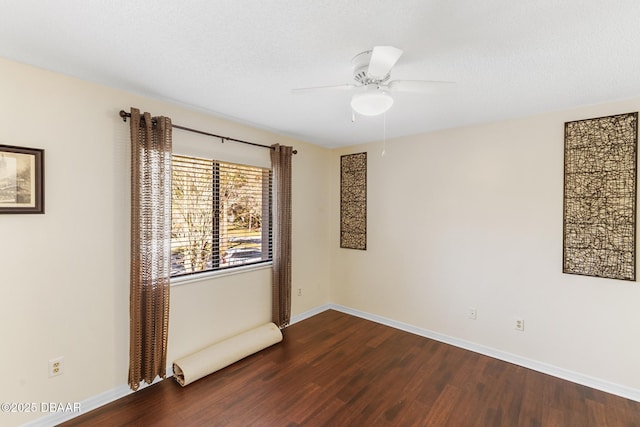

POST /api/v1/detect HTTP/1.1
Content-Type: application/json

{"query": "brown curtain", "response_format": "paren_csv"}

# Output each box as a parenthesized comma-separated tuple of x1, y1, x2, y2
(129, 107, 172, 390)
(270, 144, 293, 328)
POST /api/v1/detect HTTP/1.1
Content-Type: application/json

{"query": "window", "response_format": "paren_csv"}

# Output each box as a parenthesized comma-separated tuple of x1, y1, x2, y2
(171, 154, 272, 277)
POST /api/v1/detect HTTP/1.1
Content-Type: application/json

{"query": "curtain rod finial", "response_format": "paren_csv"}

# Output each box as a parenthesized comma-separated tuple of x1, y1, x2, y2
(119, 110, 128, 122)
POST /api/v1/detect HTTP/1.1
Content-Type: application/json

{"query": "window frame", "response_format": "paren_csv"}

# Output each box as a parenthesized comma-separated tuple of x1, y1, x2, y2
(170, 261, 272, 286)
(170, 153, 273, 280)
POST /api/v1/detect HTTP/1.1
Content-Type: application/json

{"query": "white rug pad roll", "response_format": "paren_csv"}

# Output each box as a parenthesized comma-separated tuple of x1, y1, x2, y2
(173, 322, 283, 387)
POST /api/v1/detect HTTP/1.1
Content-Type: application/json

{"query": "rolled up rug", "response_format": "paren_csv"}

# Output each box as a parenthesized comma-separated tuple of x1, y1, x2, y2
(173, 322, 283, 387)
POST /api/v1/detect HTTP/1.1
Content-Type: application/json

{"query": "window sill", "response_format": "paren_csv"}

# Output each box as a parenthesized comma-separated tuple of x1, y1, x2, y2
(170, 262, 272, 287)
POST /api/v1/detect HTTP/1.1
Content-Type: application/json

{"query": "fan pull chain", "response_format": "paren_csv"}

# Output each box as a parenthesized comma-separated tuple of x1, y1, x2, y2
(381, 112, 387, 157)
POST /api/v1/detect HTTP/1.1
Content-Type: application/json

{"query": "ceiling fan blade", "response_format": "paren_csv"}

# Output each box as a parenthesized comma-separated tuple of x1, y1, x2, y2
(291, 83, 356, 93)
(387, 80, 455, 93)
(367, 46, 403, 80)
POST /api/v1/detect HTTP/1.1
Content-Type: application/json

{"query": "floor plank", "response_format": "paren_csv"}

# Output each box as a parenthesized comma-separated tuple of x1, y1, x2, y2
(58, 310, 640, 426)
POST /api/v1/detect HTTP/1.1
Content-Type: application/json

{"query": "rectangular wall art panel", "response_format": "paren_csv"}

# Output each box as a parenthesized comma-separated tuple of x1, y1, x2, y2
(563, 112, 638, 281)
(340, 152, 367, 250)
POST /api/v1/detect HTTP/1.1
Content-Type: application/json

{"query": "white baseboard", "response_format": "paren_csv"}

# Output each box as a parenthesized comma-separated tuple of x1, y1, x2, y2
(22, 384, 132, 427)
(291, 303, 332, 325)
(23, 367, 174, 427)
(24, 302, 639, 425)
(328, 303, 640, 403)
(26, 308, 331, 426)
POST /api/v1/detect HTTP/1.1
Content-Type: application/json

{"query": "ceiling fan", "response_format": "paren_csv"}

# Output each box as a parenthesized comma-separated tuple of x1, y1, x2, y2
(293, 46, 453, 116)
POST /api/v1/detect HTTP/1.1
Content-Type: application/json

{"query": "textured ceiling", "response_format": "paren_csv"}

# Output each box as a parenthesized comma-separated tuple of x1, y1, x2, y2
(1, 1, 640, 148)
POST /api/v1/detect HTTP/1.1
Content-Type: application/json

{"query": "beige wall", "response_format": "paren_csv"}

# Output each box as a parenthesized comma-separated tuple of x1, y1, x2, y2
(3, 53, 640, 425)
(330, 98, 640, 392)
(0, 57, 331, 425)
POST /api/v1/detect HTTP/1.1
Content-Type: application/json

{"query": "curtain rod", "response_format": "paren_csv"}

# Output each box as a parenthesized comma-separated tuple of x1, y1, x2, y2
(119, 110, 297, 155)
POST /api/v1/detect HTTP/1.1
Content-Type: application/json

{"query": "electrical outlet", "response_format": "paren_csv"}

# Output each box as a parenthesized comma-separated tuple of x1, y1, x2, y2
(49, 357, 64, 377)
(515, 318, 525, 332)
(468, 307, 477, 320)
(297, 288, 302, 296)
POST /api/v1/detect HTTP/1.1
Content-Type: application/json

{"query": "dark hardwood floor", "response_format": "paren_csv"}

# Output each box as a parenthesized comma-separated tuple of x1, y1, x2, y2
(59, 310, 640, 426)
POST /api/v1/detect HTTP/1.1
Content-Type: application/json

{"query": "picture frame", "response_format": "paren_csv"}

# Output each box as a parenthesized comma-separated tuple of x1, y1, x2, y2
(340, 152, 367, 250)
(563, 112, 638, 280)
(0, 144, 44, 214)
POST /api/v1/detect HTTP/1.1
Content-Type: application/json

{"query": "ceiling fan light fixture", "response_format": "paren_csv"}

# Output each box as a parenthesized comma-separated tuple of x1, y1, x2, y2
(350, 86, 394, 116)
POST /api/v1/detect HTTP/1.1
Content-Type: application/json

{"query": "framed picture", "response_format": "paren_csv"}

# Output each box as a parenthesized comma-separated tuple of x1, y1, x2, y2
(340, 152, 367, 250)
(563, 112, 637, 280)
(0, 144, 44, 214)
